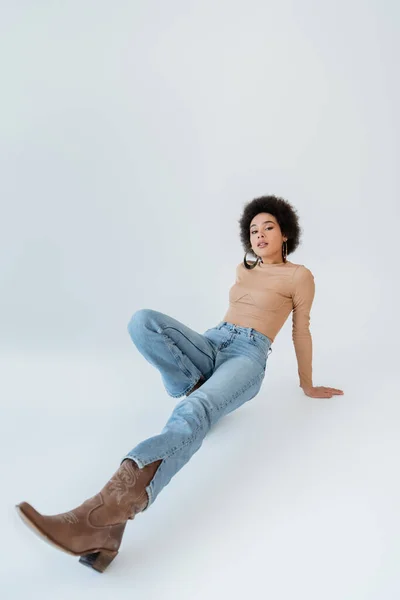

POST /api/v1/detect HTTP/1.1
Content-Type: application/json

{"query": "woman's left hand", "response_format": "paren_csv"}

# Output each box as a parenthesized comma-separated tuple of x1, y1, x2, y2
(302, 385, 344, 398)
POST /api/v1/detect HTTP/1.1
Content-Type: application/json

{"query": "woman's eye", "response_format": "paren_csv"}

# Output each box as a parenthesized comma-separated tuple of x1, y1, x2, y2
(251, 227, 273, 234)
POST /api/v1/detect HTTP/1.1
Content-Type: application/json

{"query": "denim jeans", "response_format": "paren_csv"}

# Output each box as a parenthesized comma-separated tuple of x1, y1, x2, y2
(121, 309, 273, 510)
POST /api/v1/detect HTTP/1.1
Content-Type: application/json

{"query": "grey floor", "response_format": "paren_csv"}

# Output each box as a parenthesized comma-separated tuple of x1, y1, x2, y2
(3, 345, 398, 600)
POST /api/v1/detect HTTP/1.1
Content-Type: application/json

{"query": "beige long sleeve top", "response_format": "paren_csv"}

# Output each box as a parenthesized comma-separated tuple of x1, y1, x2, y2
(221, 260, 316, 389)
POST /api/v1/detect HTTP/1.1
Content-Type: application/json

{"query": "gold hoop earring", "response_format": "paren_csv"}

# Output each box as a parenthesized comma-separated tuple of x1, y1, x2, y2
(243, 248, 260, 270)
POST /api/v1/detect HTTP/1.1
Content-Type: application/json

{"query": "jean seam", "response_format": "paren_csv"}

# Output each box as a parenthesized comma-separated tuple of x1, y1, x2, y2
(215, 371, 263, 412)
(161, 332, 194, 380)
(250, 337, 270, 370)
(163, 326, 214, 362)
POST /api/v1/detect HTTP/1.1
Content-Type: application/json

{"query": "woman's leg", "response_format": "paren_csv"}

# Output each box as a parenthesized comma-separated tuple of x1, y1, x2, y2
(122, 321, 267, 511)
(15, 318, 268, 571)
(15, 310, 222, 571)
(121, 308, 218, 498)
(126, 308, 216, 398)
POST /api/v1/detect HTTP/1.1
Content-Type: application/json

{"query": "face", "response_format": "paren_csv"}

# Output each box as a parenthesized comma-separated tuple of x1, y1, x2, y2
(249, 212, 287, 264)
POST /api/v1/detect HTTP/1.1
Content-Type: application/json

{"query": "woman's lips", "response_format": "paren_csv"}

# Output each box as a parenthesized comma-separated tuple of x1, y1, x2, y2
(258, 243, 268, 247)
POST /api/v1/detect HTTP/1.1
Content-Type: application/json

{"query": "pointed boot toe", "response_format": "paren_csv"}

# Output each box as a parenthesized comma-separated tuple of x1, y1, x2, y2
(15, 494, 117, 557)
(16, 500, 78, 554)
(15, 458, 162, 572)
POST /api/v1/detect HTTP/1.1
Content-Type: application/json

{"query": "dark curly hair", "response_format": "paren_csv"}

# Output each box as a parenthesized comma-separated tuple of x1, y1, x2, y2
(238, 194, 302, 258)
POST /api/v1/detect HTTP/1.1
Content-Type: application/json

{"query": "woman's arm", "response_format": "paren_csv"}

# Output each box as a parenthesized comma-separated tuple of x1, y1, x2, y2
(292, 266, 344, 398)
(291, 265, 315, 390)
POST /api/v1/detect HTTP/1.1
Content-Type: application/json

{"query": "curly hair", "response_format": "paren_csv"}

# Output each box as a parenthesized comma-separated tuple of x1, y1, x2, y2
(238, 194, 302, 257)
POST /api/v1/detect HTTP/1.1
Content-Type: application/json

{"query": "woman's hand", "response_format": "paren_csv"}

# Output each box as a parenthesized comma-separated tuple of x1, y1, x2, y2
(302, 385, 344, 398)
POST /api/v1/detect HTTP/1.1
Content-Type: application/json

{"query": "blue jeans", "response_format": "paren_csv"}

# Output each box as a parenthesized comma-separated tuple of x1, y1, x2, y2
(121, 309, 273, 510)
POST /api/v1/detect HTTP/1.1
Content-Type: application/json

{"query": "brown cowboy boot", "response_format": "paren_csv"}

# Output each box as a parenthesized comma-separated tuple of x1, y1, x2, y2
(15, 458, 161, 572)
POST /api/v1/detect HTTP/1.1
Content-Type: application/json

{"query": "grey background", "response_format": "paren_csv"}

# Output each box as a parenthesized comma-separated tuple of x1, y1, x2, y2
(1, 1, 399, 598)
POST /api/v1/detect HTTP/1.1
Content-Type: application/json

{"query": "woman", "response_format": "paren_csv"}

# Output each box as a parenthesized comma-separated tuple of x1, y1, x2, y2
(16, 195, 344, 572)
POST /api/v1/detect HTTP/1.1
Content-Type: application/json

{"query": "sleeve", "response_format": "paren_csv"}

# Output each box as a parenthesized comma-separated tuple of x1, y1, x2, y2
(291, 266, 315, 389)
(235, 262, 242, 282)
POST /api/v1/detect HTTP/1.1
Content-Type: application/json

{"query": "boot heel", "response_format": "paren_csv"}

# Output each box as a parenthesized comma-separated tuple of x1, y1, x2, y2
(79, 549, 118, 572)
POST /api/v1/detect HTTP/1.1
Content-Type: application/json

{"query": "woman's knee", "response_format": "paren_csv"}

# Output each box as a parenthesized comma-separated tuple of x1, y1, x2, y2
(127, 308, 154, 337)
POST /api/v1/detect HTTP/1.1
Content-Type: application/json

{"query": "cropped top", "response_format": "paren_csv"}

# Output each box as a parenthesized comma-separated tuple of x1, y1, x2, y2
(221, 260, 315, 389)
